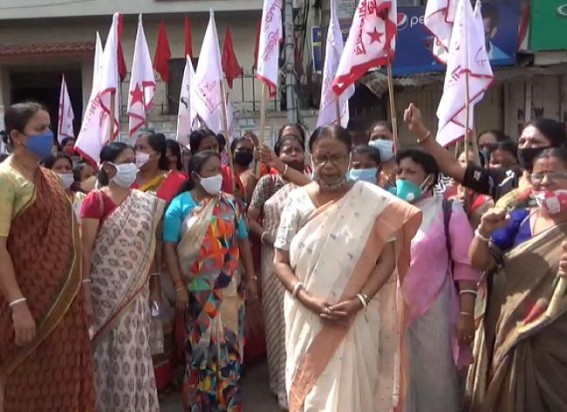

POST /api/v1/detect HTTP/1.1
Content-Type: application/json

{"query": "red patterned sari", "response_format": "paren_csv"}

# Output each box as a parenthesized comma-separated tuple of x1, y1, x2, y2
(0, 168, 94, 412)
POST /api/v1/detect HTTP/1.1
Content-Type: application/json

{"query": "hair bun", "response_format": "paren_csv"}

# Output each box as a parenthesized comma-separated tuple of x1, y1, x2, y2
(0, 130, 8, 144)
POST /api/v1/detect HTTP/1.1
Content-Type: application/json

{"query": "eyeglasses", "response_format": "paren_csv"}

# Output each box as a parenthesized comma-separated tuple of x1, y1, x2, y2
(530, 172, 567, 183)
(312, 153, 349, 166)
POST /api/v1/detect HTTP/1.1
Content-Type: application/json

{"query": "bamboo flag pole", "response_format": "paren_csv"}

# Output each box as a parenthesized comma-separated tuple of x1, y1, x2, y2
(335, 98, 341, 125)
(464, 72, 470, 162)
(386, 62, 399, 152)
(219, 79, 236, 193)
(256, 82, 268, 176)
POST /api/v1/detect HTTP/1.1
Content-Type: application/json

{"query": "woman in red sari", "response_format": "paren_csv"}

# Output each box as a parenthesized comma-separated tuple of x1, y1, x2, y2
(0, 102, 94, 411)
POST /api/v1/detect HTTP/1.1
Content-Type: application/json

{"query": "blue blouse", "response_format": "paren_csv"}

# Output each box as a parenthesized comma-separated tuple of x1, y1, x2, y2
(163, 192, 248, 243)
(491, 208, 532, 251)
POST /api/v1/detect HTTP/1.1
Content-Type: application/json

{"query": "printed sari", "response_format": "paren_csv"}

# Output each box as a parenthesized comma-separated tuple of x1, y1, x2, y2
(467, 222, 567, 412)
(90, 190, 164, 412)
(0, 168, 94, 412)
(280, 183, 422, 412)
(177, 194, 246, 411)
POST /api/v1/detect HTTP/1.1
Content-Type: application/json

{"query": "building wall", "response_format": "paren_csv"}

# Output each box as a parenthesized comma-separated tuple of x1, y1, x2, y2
(0, 0, 262, 19)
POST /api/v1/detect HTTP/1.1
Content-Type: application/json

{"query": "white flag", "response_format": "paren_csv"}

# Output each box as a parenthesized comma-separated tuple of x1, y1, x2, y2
(436, 0, 494, 147)
(75, 13, 120, 164)
(127, 14, 156, 137)
(333, 0, 397, 95)
(424, 0, 457, 64)
(91, 32, 103, 96)
(256, 0, 283, 97)
(193, 10, 225, 134)
(176, 56, 197, 146)
(317, 0, 354, 128)
(57, 75, 75, 143)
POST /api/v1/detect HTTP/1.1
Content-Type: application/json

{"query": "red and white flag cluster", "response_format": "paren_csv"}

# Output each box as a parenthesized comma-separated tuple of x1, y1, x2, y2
(333, 0, 397, 95)
(256, 0, 283, 97)
(75, 13, 120, 165)
(424, 0, 457, 64)
(436, 0, 494, 146)
(127, 14, 156, 137)
(318, 0, 354, 128)
(57, 75, 75, 143)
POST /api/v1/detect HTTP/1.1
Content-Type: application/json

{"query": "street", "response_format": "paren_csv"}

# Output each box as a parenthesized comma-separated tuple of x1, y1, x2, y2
(160, 361, 281, 412)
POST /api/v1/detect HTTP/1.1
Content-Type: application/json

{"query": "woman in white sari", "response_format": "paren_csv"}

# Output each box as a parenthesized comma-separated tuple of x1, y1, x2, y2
(274, 125, 422, 412)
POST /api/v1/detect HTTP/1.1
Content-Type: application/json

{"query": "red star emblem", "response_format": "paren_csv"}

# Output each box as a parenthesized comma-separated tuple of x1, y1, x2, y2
(367, 28, 383, 44)
(130, 83, 144, 106)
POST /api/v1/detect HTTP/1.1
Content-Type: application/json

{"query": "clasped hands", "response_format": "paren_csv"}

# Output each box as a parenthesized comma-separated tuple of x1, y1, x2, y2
(298, 290, 363, 327)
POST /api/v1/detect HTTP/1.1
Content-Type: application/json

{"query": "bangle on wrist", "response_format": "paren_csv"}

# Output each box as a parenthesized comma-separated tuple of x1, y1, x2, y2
(356, 293, 368, 311)
(460, 311, 474, 317)
(150, 273, 160, 277)
(9, 297, 27, 308)
(261, 231, 270, 245)
(282, 164, 289, 177)
(474, 228, 491, 243)
(291, 282, 303, 299)
(459, 289, 478, 296)
(417, 130, 431, 144)
(82, 279, 92, 285)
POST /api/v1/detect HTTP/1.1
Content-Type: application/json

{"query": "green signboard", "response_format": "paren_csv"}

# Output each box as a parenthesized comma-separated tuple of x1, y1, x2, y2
(530, 0, 567, 51)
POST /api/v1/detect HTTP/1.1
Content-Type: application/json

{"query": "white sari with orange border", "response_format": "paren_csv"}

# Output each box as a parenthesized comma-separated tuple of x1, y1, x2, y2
(275, 182, 422, 412)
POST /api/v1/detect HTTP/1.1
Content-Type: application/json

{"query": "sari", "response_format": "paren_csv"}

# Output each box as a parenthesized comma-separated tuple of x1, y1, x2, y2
(467, 222, 567, 411)
(0, 168, 94, 412)
(175, 193, 246, 411)
(277, 182, 422, 412)
(134, 170, 186, 391)
(89, 190, 164, 412)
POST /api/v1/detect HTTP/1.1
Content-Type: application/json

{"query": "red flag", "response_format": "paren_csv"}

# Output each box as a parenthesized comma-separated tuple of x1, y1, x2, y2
(253, 20, 261, 69)
(184, 16, 193, 59)
(154, 21, 172, 81)
(332, 0, 397, 95)
(222, 26, 243, 89)
(117, 14, 127, 81)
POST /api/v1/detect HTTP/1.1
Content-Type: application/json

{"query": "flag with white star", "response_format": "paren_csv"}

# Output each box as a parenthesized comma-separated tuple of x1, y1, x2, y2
(332, 0, 397, 95)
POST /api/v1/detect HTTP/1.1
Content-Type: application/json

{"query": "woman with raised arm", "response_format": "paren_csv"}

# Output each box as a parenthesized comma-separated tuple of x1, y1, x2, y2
(273, 125, 422, 411)
(0, 102, 94, 411)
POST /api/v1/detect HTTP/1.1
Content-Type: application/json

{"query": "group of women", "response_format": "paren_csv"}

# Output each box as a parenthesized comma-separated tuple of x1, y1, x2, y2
(1, 98, 567, 412)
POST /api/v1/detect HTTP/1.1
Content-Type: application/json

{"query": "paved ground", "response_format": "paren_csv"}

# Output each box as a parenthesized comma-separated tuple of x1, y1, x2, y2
(160, 361, 281, 411)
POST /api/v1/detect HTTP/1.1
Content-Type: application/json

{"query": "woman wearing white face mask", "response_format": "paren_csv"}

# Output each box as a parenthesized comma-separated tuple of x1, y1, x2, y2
(80, 142, 165, 412)
(163, 150, 258, 411)
(40, 153, 86, 221)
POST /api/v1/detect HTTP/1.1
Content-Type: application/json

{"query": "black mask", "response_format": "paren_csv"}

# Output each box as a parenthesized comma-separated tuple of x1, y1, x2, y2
(234, 151, 254, 167)
(517, 147, 546, 171)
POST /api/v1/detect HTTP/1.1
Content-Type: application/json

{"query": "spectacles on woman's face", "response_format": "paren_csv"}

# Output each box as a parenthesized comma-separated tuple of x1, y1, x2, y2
(312, 153, 349, 167)
(530, 172, 567, 184)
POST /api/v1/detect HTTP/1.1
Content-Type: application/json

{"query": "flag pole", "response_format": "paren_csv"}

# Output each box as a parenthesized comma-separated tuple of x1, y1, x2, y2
(219, 79, 236, 192)
(335, 98, 341, 125)
(386, 62, 399, 152)
(464, 71, 470, 163)
(256, 82, 268, 176)
(109, 91, 116, 142)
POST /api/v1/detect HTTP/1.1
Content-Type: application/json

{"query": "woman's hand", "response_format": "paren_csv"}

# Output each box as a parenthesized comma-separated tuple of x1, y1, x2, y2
(255, 145, 285, 172)
(323, 298, 363, 325)
(457, 313, 475, 344)
(403, 103, 427, 135)
(83, 285, 94, 325)
(245, 277, 259, 301)
(175, 285, 189, 311)
(479, 208, 509, 237)
(11, 303, 36, 346)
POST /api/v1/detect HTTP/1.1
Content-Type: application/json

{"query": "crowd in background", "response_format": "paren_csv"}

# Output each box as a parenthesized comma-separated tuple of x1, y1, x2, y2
(1, 100, 567, 412)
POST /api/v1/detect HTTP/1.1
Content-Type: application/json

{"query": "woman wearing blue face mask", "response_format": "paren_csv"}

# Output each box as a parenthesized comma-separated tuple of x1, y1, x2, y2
(0, 102, 95, 411)
(80, 142, 165, 412)
(348, 144, 382, 185)
(395, 149, 480, 412)
(368, 121, 397, 191)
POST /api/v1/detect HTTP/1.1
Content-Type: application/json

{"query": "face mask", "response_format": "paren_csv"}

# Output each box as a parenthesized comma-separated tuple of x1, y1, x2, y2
(234, 151, 254, 167)
(518, 147, 546, 171)
(110, 163, 138, 188)
(534, 190, 567, 215)
(348, 168, 378, 184)
(136, 152, 151, 169)
(25, 130, 54, 159)
(198, 174, 223, 195)
(58, 172, 75, 189)
(369, 139, 394, 162)
(395, 176, 432, 203)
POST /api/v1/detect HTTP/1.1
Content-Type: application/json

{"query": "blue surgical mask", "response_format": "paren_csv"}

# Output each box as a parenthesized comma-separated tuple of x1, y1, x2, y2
(348, 168, 378, 184)
(395, 179, 424, 203)
(369, 139, 394, 162)
(25, 130, 54, 160)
